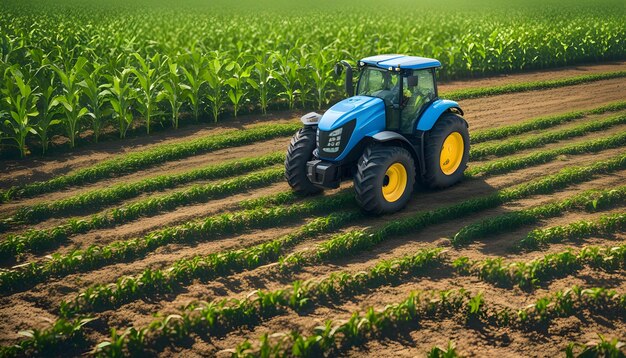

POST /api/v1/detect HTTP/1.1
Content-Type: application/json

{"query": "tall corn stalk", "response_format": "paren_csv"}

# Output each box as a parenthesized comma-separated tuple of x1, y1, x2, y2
(1, 67, 39, 157)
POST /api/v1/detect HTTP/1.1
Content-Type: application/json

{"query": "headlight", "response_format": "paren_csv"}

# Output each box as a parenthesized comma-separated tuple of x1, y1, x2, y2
(317, 119, 356, 159)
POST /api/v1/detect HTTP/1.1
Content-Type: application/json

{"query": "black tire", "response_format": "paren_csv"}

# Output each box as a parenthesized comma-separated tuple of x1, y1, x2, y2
(423, 113, 470, 189)
(285, 126, 322, 195)
(354, 145, 416, 215)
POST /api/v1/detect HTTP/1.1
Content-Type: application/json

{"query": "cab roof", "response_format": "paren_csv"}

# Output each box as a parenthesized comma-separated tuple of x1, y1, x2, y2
(359, 54, 441, 70)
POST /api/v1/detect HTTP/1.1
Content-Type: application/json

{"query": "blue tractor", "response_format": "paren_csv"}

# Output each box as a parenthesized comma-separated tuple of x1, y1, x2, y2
(285, 54, 470, 214)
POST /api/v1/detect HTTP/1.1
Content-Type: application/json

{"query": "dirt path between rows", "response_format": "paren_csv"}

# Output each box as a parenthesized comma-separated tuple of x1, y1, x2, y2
(438, 60, 626, 92)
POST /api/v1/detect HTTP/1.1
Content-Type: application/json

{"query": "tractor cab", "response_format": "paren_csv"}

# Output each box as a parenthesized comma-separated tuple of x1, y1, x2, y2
(356, 55, 439, 134)
(285, 54, 470, 215)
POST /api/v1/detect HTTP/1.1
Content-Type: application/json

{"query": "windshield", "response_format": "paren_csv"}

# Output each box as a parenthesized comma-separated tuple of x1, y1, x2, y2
(356, 67, 400, 105)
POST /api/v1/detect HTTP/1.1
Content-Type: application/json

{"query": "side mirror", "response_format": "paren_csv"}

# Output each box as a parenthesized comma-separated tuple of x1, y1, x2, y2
(407, 75, 418, 87)
(333, 63, 343, 77)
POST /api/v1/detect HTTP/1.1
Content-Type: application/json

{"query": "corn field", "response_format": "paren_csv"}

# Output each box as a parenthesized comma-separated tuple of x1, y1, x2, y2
(0, 0, 625, 157)
(1, 0, 626, 356)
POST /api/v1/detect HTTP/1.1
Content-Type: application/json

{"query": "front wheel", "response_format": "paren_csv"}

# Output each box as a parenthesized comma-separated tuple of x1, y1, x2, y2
(285, 126, 322, 195)
(354, 145, 416, 215)
(423, 113, 470, 189)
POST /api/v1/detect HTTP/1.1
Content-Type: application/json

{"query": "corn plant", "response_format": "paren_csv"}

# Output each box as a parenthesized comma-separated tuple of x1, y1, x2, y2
(309, 50, 334, 109)
(79, 63, 110, 142)
(131, 52, 164, 134)
(249, 53, 275, 115)
(565, 334, 626, 358)
(51, 57, 89, 148)
(295, 47, 312, 108)
(1, 66, 39, 157)
(273, 49, 300, 109)
(158, 60, 188, 129)
(428, 342, 460, 358)
(225, 58, 252, 117)
(181, 50, 206, 122)
(107, 68, 135, 138)
(203, 53, 228, 122)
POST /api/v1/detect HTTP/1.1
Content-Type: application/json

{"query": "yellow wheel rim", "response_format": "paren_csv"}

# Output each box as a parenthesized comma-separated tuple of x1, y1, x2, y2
(440, 132, 464, 175)
(382, 163, 408, 202)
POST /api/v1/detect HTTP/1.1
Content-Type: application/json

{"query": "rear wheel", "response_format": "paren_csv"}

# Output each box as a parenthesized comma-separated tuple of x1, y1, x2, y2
(354, 145, 416, 215)
(285, 126, 322, 195)
(423, 113, 469, 188)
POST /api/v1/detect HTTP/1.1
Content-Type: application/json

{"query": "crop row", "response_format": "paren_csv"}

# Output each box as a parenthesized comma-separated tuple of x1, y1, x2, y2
(58, 211, 362, 317)
(5, 121, 614, 266)
(233, 285, 625, 357)
(6, 152, 284, 223)
(450, 185, 626, 246)
(469, 112, 626, 160)
(65, 153, 626, 327)
(444, 71, 626, 101)
(31, 153, 626, 318)
(0, 122, 300, 202)
(454, 243, 626, 289)
(0, 168, 285, 261)
(469, 101, 626, 144)
(520, 211, 626, 250)
(0, 192, 355, 293)
(467, 131, 626, 177)
(7, 167, 284, 225)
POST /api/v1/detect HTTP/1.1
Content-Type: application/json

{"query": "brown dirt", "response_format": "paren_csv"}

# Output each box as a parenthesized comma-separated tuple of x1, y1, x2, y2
(438, 60, 626, 92)
(460, 77, 626, 131)
(1, 64, 626, 356)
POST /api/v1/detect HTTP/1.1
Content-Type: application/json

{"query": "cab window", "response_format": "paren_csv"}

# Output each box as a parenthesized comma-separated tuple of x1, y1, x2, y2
(400, 69, 436, 133)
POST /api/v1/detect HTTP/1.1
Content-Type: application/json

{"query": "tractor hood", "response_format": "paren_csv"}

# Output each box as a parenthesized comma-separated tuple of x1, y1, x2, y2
(316, 95, 386, 162)
(318, 96, 383, 131)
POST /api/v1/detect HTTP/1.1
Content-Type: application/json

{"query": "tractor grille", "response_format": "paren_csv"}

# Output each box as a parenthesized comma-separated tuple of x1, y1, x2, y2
(316, 119, 356, 160)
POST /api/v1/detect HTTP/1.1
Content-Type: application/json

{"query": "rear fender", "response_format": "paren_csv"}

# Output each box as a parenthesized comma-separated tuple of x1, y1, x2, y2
(416, 99, 464, 131)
